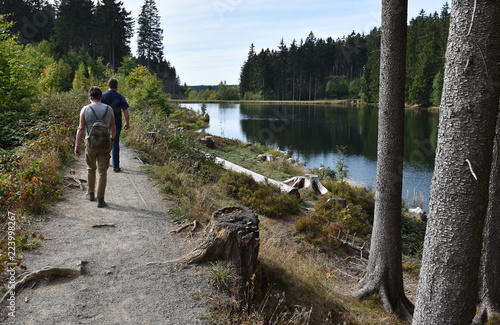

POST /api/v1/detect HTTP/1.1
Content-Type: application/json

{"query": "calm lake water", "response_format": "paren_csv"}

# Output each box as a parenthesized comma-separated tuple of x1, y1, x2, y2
(181, 103, 438, 208)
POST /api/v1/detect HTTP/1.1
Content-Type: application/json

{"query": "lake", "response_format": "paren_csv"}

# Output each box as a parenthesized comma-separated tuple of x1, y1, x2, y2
(180, 103, 438, 208)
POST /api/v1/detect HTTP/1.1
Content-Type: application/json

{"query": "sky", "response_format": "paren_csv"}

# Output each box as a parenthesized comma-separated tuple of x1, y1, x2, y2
(121, 0, 449, 86)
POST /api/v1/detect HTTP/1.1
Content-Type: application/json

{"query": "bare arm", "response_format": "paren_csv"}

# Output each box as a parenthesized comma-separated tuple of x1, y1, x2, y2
(74, 108, 86, 158)
(109, 109, 116, 140)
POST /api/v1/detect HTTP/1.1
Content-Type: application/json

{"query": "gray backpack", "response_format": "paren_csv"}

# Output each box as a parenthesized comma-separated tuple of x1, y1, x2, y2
(87, 105, 111, 150)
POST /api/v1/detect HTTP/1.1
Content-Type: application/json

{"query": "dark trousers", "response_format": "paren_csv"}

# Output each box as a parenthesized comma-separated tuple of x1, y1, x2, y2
(112, 115, 122, 168)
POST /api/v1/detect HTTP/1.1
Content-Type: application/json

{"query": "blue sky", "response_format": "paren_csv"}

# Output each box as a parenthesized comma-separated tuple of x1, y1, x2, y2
(122, 0, 449, 85)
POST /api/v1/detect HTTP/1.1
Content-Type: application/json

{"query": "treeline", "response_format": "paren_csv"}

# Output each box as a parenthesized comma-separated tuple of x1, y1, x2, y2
(0, 0, 181, 95)
(240, 4, 450, 106)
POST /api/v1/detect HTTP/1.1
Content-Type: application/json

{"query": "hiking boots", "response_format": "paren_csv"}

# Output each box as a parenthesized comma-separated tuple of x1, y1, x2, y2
(97, 197, 106, 208)
(86, 191, 95, 201)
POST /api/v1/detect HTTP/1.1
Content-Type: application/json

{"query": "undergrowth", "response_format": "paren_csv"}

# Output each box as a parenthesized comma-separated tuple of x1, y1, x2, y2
(0, 92, 86, 282)
(219, 171, 301, 219)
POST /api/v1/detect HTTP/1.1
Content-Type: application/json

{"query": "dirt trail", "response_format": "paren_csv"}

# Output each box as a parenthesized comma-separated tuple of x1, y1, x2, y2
(1, 145, 209, 324)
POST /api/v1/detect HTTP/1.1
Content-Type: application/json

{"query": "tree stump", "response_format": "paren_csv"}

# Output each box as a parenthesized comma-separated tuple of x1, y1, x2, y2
(283, 174, 330, 195)
(202, 136, 218, 149)
(146, 131, 157, 143)
(152, 206, 260, 283)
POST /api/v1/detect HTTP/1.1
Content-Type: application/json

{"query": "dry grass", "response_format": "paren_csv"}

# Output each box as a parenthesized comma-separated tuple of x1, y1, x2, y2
(257, 216, 407, 325)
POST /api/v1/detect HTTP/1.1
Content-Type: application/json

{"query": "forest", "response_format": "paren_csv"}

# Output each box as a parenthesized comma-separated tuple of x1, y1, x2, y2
(0, 0, 182, 98)
(239, 4, 450, 106)
(2, 0, 450, 105)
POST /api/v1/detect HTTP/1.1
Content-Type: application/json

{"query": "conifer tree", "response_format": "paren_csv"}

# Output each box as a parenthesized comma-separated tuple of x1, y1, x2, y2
(137, 0, 163, 71)
(93, 0, 134, 71)
(53, 0, 94, 54)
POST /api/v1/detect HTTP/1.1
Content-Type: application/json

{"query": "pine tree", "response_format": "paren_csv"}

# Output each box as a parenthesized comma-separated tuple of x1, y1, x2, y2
(93, 0, 134, 71)
(137, 0, 163, 71)
(53, 0, 94, 54)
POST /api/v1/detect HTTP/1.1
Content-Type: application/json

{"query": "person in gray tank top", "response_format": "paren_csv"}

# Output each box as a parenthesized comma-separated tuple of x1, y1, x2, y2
(74, 86, 116, 208)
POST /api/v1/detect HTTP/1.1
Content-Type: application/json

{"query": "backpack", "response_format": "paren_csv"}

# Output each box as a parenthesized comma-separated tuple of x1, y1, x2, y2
(87, 105, 111, 150)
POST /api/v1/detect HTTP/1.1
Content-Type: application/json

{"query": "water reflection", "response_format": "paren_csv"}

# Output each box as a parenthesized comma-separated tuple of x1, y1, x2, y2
(181, 103, 438, 207)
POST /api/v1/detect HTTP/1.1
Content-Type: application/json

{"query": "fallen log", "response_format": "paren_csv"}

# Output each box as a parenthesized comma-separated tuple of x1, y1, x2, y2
(214, 157, 300, 197)
(283, 174, 330, 195)
(148, 206, 260, 283)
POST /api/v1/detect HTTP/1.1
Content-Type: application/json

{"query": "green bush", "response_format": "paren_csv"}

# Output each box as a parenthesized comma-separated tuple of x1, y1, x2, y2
(295, 195, 372, 253)
(219, 171, 301, 219)
(124, 66, 171, 115)
(0, 15, 38, 111)
(325, 181, 375, 223)
(401, 213, 426, 257)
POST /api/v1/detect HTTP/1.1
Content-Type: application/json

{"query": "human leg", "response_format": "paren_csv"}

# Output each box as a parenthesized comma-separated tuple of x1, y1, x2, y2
(96, 148, 111, 200)
(85, 144, 97, 196)
(112, 115, 122, 170)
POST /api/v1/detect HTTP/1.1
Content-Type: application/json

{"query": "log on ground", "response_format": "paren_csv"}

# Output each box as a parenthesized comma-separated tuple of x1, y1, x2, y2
(214, 157, 299, 197)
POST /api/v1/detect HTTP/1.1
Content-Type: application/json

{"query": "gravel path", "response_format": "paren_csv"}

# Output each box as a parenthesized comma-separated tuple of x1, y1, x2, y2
(1, 145, 210, 324)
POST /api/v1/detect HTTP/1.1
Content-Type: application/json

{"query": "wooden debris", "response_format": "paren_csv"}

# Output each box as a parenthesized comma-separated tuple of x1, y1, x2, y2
(149, 206, 260, 284)
(91, 224, 116, 228)
(256, 154, 274, 161)
(0, 262, 87, 304)
(64, 175, 85, 191)
(170, 221, 197, 234)
(201, 136, 218, 149)
(214, 157, 299, 197)
(337, 230, 370, 258)
(283, 174, 330, 195)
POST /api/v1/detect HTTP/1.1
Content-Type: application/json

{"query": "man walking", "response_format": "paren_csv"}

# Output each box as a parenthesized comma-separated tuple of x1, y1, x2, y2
(75, 86, 116, 208)
(102, 78, 130, 172)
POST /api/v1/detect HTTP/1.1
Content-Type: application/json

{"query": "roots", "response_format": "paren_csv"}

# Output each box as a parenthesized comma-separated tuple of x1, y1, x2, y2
(1, 262, 86, 304)
(353, 279, 414, 323)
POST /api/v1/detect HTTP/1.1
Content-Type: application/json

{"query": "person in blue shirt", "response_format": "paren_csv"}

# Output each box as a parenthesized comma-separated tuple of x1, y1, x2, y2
(102, 78, 130, 172)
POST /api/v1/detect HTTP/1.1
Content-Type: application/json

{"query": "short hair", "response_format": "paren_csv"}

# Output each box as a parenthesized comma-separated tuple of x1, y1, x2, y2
(88, 86, 103, 100)
(108, 78, 118, 89)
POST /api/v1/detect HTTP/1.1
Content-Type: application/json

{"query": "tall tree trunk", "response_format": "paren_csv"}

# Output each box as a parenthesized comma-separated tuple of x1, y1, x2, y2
(353, 0, 413, 320)
(473, 112, 500, 325)
(413, 1, 500, 324)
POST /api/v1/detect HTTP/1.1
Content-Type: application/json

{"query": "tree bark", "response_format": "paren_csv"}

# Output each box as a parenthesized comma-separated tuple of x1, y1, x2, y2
(473, 113, 500, 325)
(353, 0, 413, 320)
(413, 1, 500, 324)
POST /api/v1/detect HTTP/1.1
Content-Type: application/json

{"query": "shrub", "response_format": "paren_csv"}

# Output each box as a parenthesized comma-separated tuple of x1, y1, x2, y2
(219, 171, 301, 219)
(401, 213, 426, 257)
(295, 194, 372, 253)
(0, 15, 38, 111)
(125, 66, 171, 115)
(324, 181, 375, 223)
(0, 92, 86, 214)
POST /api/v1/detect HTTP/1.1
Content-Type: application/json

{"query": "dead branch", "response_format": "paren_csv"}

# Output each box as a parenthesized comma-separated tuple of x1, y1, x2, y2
(64, 175, 85, 191)
(91, 224, 116, 228)
(170, 221, 197, 234)
(0, 262, 86, 304)
(337, 230, 370, 258)
(283, 174, 330, 195)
